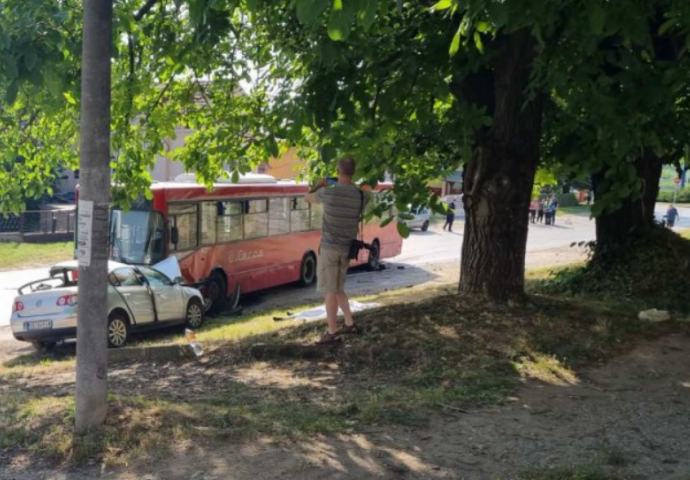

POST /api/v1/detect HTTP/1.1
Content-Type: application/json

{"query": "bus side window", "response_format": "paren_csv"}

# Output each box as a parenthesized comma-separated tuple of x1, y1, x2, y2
(244, 199, 268, 239)
(268, 198, 290, 236)
(291, 196, 311, 232)
(200, 202, 218, 245)
(311, 203, 323, 230)
(168, 203, 198, 251)
(216, 201, 243, 243)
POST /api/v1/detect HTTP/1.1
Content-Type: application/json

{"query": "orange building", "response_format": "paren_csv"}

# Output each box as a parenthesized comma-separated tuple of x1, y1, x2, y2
(256, 148, 306, 180)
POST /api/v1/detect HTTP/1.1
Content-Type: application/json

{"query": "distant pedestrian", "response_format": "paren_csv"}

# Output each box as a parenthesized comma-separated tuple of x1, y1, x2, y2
(585, 192, 592, 206)
(536, 201, 545, 223)
(549, 197, 558, 225)
(666, 204, 680, 228)
(443, 201, 456, 232)
(529, 199, 539, 223)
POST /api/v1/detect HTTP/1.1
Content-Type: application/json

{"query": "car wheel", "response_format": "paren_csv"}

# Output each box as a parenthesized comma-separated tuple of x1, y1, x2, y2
(107, 313, 129, 348)
(298, 253, 317, 287)
(206, 272, 228, 314)
(30, 340, 56, 352)
(185, 299, 204, 329)
(421, 220, 429, 232)
(367, 240, 380, 271)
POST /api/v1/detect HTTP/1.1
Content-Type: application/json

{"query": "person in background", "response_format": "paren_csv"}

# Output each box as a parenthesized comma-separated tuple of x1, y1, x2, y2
(549, 197, 558, 225)
(666, 203, 680, 228)
(529, 199, 539, 224)
(443, 200, 456, 232)
(537, 200, 545, 223)
(585, 191, 592, 206)
(306, 157, 366, 344)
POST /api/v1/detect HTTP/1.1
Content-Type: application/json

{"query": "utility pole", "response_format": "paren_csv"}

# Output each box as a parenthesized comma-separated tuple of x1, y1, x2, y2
(74, 0, 113, 434)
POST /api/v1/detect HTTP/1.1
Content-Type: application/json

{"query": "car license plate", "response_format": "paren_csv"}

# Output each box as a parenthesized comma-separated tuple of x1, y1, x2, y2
(25, 320, 53, 331)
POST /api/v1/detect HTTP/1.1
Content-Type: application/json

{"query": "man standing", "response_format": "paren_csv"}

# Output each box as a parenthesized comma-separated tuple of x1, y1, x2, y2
(306, 157, 365, 344)
(443, 201, 456, 232)
(666, 204, 680, 228)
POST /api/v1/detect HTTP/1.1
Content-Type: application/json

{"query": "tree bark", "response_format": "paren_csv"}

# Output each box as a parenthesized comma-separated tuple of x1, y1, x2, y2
(75, 0, 113, 434)
(592, 153, 663, 252)
(457, 30, 543, 299)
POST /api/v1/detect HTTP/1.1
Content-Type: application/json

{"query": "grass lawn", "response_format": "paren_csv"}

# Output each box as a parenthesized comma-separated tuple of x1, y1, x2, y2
(0, 242, 73, 271)
(559, 204, 591, 216)
(1, 268, 685, 471)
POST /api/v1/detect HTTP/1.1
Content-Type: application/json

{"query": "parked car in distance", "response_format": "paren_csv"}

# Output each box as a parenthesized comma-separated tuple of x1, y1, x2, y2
(11, 261, 206, 351)
(404, 206, 431, 232)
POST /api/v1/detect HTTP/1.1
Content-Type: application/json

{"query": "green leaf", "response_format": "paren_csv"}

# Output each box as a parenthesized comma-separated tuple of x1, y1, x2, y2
(296, 0, 329, 26)
(231, 170, 240, 183)
(327, 1, 353, 41)
(658, 19, 677, 36)
(449, 26, 461, 57)
(63, 92, 77, 105)
(380, 216, 394, 228)
(23, 49, 38, 71)
(473, 31, 484, 53)
(589, 5, 605, 35)
(5, 81, 18, 105)
(476, 21, 490, 33)
(357, 0, 377, 30)
(396, 0, 403, 14)
(4, 58, 18, 79)
(396, 221, 410, 238)
(430, 0, 452, 12)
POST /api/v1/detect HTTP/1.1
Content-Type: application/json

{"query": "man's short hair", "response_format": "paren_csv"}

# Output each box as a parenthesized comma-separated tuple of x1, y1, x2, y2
(337, 157, 356, 176)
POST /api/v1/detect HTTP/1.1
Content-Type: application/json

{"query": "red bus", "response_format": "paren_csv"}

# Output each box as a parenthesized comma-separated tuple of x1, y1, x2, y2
(107, 173, 402, 312)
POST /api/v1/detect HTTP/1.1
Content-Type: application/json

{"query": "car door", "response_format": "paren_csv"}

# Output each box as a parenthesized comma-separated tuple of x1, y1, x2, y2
(137, 266, 184, 322)
(109, 267, 155, 326)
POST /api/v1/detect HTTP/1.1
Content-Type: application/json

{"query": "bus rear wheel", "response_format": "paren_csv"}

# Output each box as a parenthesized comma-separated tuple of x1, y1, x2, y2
(206, 273, 229, 314)
(299, 253, 317, 287)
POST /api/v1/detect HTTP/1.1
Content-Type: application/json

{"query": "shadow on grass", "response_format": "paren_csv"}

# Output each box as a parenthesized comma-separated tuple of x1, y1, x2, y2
(1, 288, 687, 478)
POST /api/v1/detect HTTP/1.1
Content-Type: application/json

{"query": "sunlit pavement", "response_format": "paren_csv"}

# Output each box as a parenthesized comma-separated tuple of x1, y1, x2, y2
(1, 203, 687, 328)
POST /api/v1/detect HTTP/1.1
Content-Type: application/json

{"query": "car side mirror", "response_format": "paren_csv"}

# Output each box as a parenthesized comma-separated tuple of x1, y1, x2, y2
(173, 276, 185, 285)
(170, 226, 179, 245)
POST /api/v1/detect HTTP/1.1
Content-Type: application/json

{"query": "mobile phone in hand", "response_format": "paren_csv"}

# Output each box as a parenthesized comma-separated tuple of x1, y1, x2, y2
(327, 177, 338, 186)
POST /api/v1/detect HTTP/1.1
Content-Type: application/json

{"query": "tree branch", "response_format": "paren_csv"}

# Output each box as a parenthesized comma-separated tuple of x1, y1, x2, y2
(134, 0, 162, 22)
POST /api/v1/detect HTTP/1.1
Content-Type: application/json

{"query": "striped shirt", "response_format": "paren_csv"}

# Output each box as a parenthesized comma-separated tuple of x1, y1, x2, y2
(315, 184, 367, 252)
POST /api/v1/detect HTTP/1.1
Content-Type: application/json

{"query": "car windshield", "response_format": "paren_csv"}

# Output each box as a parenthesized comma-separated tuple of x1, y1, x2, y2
(109, 209, 166, 265)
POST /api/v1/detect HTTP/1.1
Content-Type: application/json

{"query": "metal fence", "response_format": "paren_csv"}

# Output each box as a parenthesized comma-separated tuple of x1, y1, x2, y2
(0, 209, 76, 242)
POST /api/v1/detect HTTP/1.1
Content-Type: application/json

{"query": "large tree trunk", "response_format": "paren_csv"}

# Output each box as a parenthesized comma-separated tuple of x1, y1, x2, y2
(457, 30, 543, 299)
(75, 0, 113, 434)
(592, 153, 663, 253)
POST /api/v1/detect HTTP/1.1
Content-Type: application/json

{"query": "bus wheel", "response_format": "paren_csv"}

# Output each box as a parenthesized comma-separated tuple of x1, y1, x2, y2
(367, 241, 380, 271)
(206, 273, 228, 314)
(299, 253, 317, 287)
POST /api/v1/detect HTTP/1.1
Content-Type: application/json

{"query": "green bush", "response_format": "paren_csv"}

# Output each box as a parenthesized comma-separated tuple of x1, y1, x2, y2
(556, 192, 580, 207)
(538, 226, 690, 312)
(657, 187, 690, 203)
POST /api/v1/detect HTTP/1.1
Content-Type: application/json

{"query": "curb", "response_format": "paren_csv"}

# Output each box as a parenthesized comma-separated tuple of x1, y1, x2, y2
(109, 344, 195, 363)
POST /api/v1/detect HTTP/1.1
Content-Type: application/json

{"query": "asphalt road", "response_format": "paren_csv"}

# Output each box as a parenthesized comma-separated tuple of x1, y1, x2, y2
(0, 203, 687, 329)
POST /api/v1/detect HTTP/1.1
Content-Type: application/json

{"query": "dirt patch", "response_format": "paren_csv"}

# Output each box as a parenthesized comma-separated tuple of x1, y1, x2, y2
(3, 333, 689, 480)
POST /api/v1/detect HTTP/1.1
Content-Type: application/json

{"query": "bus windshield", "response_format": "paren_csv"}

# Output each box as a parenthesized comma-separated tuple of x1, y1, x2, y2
(109, 209, 166, 265)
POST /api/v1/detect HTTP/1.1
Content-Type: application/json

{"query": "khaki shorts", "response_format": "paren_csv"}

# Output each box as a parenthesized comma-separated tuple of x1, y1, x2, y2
(317, 246, 350, 294)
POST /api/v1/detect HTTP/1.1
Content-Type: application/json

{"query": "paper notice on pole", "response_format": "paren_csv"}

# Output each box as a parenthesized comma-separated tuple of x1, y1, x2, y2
(77, 200, 94, 267)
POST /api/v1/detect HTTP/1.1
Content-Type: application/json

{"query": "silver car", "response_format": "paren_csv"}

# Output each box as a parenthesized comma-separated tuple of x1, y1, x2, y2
(10, 261, 205, 351)
(404, 206, 431, 232)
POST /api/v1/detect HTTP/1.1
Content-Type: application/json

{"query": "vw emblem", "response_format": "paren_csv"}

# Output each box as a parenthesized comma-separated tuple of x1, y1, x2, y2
(36, 300, 42, 307)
